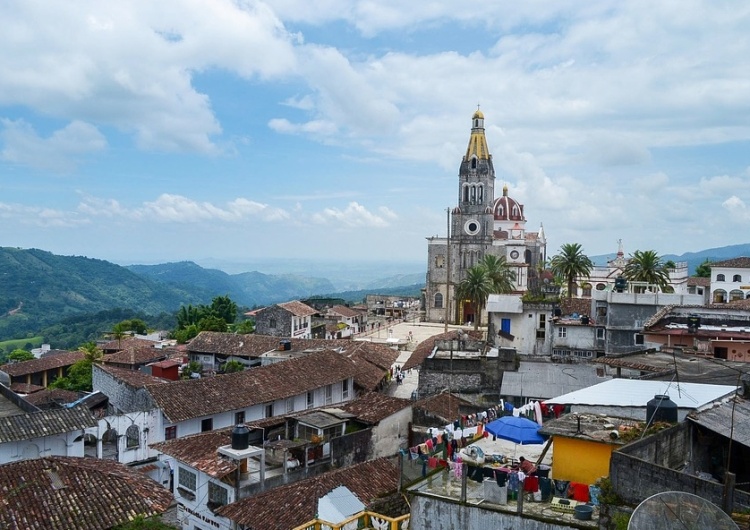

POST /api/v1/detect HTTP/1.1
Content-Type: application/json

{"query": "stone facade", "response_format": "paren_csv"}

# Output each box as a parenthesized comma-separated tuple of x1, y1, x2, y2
(255, 305, 296, 338)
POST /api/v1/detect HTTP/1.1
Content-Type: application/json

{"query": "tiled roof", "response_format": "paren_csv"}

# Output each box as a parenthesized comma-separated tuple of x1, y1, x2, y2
(0, 456, 173, 530)
(414, 392, 475, 422)
(22, 389, 80, 407)
(687, 276, 711, 287)
(279, 300, 318, 317)
(217, 457, 399, 530)
(151, 429, 236, 478)
(559, 297, 591, 318)
(340, 392, 411, 424)
(9, 382, 45, 394)
(0, 350, 84, 377)
(340, 342, 398, 392)
(329, 305, 361, 318)
(0, 406, 98, 443)
(102, 344, 168, 366)
(147, 349, 360, 423)
(187, 332, 342, 358)
(96, 363, 171, 388)
(402, 330, 483, 371)
(711, 257, 750, 269)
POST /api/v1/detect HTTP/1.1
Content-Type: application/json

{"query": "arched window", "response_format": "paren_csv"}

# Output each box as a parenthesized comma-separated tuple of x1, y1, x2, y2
(463, 185, 469, 203)
(497, 205, 504, 217)
(434, 293, 443, 309)
(471, 157, 477, 169)
(582, 283, 592, 297)
(734, 274, 742, 282)
(713, 289, 727, 303)
(477, 185, 483, 203)
(126, 425, 139, 448)
(470, 186, 476, 203)
(512, 205, 520, 217)
(716, 274, 726, 281)
(730, 289, 744, 302)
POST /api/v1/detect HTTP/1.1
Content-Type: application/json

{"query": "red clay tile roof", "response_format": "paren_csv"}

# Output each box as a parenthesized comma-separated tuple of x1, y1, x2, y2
(402, 329, 483, 371)
(278, 300, 318, 317)
(687, 276, 711, 287)
(216, 457, 399, 530)
(340, 342, 399, 392)
(559, 297, 591, 318)
(0, 406, 98, 443)
(95, 364, 171, 388)
(340, 392, 411, 424)
(152, 429, 236, 478)
(414, 392, 476, 422)
(187, 332, 343, 358)
(711, 257, 750, 269)
(147, 349, 360, 423)
(329, 305, 361, 318)
(22, 389, 81, 407)
(0, 350, 84, 377)
(0, 456, 173, 530)
(102, 345, 168, 366)
(9, 382, 45, 394)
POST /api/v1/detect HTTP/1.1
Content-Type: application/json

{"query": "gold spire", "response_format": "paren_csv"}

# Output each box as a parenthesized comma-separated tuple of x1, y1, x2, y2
(465, 110, 490, 161)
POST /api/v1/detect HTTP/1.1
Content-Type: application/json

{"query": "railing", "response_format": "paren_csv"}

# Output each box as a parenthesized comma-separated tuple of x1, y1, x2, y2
(291, 511, 409, 530)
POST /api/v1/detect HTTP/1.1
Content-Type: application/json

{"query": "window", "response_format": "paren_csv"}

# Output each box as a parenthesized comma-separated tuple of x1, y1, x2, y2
(734, 274, 742, 282)
(716, 274, 726, 282)
(307, 391, 314, 409)
(269, 318, 277, 328)
(126, 425, 139, 449)
(537, 314, 546, 339)
(265, 404, 274, 418)
(342, 379, 350, 399)
(325, 384, 333, 405)
(201, 418, 213, 432)
(178, 467, 197, 492)
(208, 482, 228, 508)
(596, 328, 606, 340)
(558, 327, 567, 338)
(286, 398, 295, 413)
(635, 334, 644, 345)
(434, 293, 443, 309)
(435, 255, 445, 268)
(582, 283, 592, 297)
(235, 411, 245, 425)
(165, 426, 177, 440)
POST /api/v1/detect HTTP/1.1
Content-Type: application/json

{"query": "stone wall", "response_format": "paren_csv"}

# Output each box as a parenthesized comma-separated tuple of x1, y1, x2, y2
(418, 354, 514, 399)
(92, 365, 155, 414)
(254, 305, 293, 337)
(331, 428, 372, 467)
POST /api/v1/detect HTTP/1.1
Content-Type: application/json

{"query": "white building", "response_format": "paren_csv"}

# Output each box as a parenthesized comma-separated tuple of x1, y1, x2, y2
(709, 257, 750, 303)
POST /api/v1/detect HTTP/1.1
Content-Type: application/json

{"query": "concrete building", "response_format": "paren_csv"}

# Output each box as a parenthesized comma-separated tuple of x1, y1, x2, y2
(254, 300, 318, 339)
(710, 257, 750, 303)
(425, 110, 546, 325)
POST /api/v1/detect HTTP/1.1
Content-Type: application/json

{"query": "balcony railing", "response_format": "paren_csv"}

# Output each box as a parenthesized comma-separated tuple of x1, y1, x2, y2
(291, 511, 409, 530)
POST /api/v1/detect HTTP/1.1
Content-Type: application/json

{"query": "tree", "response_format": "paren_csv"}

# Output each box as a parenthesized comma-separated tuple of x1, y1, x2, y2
(114, 515, 176, 530)
(664, 260, 676, 270)
(182, 360, 202, 379)
(480, 255, 516, 294)
(694, 259, 712, 278)
(176, 304, 207, 330)
(8, 349, 35, 362)
(49, 342, 103, 392)
(197, 315, 228, 333)
(623, 250, 671, 291)
(455, 265, 493, 331)
(210, 295, 238, 325)
(222, 360, 244, 373)
(550, 243, 594, 299)
(233, 319, 255, 334)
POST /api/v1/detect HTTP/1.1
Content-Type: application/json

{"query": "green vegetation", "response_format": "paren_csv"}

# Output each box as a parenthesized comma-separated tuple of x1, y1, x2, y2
(181, 360, 202, 379)
(114, 515, 177, 529)
(623, 250, 671, 291)
(48, 342, 103, 392)
(694, 259, 712, 278)
(455, 256, 516, 331)
(222, 360, 244, 373)
(0, 336, 43, 352)
(172, 295, 239, 343)
(7, 349, 34, 362)
(550, 243, 594, 299)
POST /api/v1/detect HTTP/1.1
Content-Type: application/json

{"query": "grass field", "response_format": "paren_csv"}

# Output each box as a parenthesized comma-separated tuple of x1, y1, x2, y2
(0, 336, 43, 351)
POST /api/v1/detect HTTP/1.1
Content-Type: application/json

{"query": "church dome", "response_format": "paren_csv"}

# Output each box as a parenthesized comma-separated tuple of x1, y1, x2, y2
(472, 109, 485, 120)
(492, 186, 524, 221)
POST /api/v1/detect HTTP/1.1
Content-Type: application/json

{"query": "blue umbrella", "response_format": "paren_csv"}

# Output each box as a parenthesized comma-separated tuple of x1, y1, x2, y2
(485, 416, 545, 445)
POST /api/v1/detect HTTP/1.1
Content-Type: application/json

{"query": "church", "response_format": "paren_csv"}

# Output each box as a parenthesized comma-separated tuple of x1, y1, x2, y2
(424, 110, 547, 324)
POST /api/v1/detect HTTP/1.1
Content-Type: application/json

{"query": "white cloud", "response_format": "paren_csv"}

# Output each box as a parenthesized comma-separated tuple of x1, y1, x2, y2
(311, 201, 393, 227)
(268, 118, 338, 136)
(1, 119, 106, 171)
(723, 196, 750, 221)
(0, 201, 88, 227)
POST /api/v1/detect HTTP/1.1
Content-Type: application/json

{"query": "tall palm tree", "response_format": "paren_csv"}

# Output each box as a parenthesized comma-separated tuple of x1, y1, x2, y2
(480, 254, 516, 294)
(623, 250, 670, 291)
(550, 243, 594, 299)
(455, 265, 493, 330)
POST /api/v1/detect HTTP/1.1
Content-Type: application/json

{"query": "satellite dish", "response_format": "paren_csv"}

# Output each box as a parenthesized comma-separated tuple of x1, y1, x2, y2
(628, 491, 738, 530)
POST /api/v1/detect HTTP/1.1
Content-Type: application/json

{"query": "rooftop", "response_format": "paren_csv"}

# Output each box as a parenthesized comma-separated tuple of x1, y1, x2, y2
(340, 392, 411, 424)
(0, 350, 84, 377)
(539, 413, 642, 444)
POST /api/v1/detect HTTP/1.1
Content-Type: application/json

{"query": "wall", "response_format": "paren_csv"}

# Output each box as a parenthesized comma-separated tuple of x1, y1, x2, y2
(489, 304, 553, 356)
(0, 433, 80, 463)
(92, 365, 156, 414)
(409, 494, 594, 530)
(551, 436, 616, 484)
(418, 354, 514, 399)
(95, 410, 161, 464)
(370, 407, 412, 459)
(254, 305, 293, 337)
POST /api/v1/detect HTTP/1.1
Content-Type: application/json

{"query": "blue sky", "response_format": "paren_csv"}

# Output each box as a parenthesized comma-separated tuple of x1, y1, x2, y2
(1, 1, 749, 272)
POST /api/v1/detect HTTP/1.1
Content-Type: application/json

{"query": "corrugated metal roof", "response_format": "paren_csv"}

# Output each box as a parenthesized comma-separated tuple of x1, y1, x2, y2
(317, 486, 365, 524)
(544, 379, 737, 409)
(501, 361, 612, 400)
(688, 398, 750, 449)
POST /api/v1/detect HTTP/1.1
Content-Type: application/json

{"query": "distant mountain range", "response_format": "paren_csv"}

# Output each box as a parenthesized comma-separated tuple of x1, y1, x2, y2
(590, 243, 750, 274)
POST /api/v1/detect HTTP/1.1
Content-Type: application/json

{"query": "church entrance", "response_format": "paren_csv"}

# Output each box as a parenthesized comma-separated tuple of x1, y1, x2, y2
(462, 301, 475, 326)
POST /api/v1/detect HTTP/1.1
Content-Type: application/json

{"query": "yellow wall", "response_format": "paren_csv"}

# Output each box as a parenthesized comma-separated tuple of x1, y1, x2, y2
(551, 436, 616, 485)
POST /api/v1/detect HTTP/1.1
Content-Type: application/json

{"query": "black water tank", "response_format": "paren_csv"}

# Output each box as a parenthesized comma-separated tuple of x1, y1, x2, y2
(279, 340, 292, 351)
(553, 308, 562, 318)
(581, 315, 590, 325)
(646, 394, 678, 425)
(232, 424, 250, 450)
(615, 276, 627, 293)
(687, 315, 701, 333)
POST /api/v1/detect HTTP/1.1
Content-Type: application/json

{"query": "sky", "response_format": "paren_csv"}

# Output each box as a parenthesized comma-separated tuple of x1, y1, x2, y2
(1, 1, 750, 273)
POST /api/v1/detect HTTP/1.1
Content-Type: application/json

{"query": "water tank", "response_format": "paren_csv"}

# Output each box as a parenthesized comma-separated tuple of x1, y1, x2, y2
(581, 315, 590, 325)
(615, 276, 628, 293)
(278, 340, 292, 351)
(687, 315, 701, 333)
(646, 394, 678, 425)
(232, 424, 250, 450)
(553, 308, 562, 318)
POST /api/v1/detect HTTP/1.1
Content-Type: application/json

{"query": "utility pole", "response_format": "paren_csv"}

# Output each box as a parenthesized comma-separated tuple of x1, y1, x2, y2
(445, 207, 451, 334)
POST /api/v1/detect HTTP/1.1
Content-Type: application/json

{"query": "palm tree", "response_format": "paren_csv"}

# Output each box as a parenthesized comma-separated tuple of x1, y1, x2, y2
(623, 250, 670, 291)
(550, 243, 594, 299)
(480, 254, 516, 294)
(455, 265, 493, 331)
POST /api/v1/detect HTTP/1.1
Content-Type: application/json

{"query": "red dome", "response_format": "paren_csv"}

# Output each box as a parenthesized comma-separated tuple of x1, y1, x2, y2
(492, 194, 524, 221)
